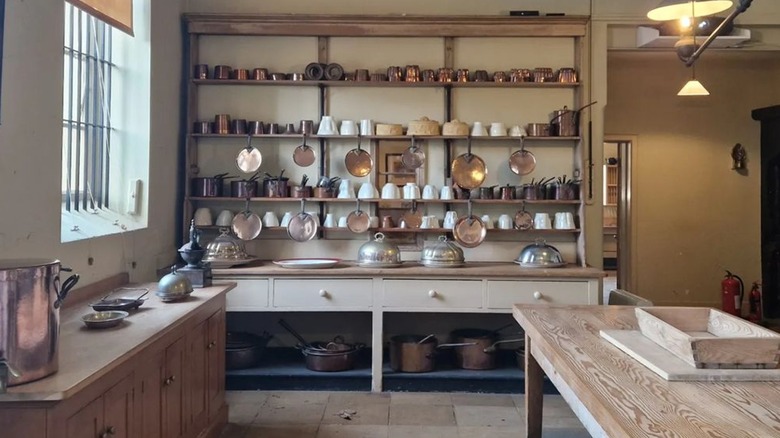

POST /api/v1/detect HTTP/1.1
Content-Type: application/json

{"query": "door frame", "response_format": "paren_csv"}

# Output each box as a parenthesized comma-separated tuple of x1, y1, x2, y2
(604, 135, 636, 293)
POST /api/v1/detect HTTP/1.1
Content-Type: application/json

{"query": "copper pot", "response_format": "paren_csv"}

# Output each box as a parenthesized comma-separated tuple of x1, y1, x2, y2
(450, 328, 523, 370)
(389, 335, 474, 373)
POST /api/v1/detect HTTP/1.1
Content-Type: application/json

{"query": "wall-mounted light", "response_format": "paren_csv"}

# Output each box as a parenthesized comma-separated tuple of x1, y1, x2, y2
(648, 0, 754, 66)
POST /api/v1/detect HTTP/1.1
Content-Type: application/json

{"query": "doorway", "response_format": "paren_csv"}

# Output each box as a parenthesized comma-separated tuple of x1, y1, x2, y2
(603, 138, 634, 292)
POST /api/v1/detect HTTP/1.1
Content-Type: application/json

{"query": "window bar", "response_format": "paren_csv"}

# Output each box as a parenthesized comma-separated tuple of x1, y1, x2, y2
(95, 18, 104, 209)
(89, 17, 100, 210)
(74, 9, 83, 211)
(65, 4, 75, 212)
(83, 14, 94, 211)
(104, 24, 113, 208)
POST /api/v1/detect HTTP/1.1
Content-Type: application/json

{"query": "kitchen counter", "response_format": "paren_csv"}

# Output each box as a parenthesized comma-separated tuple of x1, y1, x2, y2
(0, 282, 234, 402)
(213, 261, 605, 279)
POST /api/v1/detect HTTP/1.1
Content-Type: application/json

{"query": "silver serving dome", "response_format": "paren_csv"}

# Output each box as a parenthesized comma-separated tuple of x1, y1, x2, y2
(420, 235, 464, 268)
(515, 240, 565, 268)
(357, 232, 402, 268)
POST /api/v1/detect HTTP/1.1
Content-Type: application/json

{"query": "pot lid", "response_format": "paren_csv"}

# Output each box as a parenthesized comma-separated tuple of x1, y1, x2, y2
(420, 235, 464, 264)
(0, 259, 61, 269)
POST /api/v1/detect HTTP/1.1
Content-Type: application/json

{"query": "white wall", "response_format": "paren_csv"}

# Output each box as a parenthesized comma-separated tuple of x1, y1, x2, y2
(0, 0, 184, 288)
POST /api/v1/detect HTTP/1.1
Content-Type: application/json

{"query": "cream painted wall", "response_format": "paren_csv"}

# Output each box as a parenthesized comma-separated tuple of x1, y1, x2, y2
(0, 0, 183, 288)
(605, 51, 780, 307)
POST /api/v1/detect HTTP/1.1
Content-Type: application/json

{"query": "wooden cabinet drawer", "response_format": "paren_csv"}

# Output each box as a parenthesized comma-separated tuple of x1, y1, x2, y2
(273, 279, 373, 308)
(225, 279, 269, 310)
(487, 280, 591, 309)
(383, 280, 482, 309)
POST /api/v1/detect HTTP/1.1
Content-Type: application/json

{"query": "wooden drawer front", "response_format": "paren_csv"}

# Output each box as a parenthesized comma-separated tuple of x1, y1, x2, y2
(225, 279, 269, 310)
(487, 280, 590, 309)
(273, 279, 373, 308)
(383, 280, 482, 309)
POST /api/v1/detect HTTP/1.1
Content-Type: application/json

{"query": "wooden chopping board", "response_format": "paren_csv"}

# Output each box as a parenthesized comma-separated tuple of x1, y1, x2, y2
(600, 330, 780, 382)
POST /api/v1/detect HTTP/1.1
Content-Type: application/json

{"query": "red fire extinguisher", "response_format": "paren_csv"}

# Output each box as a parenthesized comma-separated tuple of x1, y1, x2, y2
(748, 282, 762, 323)
(722, 270, 744, 317)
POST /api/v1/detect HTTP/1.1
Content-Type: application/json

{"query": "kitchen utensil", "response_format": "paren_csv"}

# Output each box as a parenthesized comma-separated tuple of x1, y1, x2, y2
(422, 184, 437, 200)
(267, 123, 281, 134)
(232, 69, 249, 80)
(251, 68, 269, 80)
(293, 135, 316, 167)
(340, 120, 358, 136)
(193, 64, 209, 79)
(156, 265, 194, 302)
(269, 73, 287, 81)
(263, 170, 289, 198)
(289, 73, 305, 81)
(438, 67, 454, 82)
(214, 114, 231, 134)
(452, 200, 486, 248)
(357, 232, 402, 267)
(389, 335, 475, 373)
(470, 122, 487, 137)
(193, 121, 213, 134)
(509, 136, 536, 176)
(192, 173, 233, 197)
(213, 65, 232, 79)
(230, 179, 258, 198)
(230, 119, 247, 135)
(236, 134, 262, 173)
(420, 235, 465, 268)
(550, 101, 596, 137)
(515, 239, 566, 268)
(338, 178, 355, 199)
(347, 200, 371, 233)
(90, 288, 148, 312)
(345, 136, 373, 177)
(489, 122, 506, 136)
(533, 213, 552, 229)
(493, 71, 508, 82)
(247, 121, 264, 135)
(226, 332, 272, 370)
(287, 199, 319, 242)
(403, 182, 421, 200)
(273, 258, 341, 269)
(263, 211, 280, 228)
(301, 345, 363, 372)
(0, 259, 79, 387)
(554, 212, 575, 230)
(451, 138, 487, 189)
(81, 311, 129, 329)
(450, 328, 524, 370)
(499, 185, 516, 200)
(526, 123, 550, 137)
(456, 68, 470, 82)
(401, 136, 425, 169)
(305, 62, 326, 80)
(479, 185, 497, 199)
(278, 318, 313, 348)
(497, 214, 513, 230)
(324, 63, 344, 81)
(232, 198, 263, 240)
(514, 203, 534, 230)
(556, 67, 578, 83)
(473, 70, 489, 82)
(401, 201, 423, 229)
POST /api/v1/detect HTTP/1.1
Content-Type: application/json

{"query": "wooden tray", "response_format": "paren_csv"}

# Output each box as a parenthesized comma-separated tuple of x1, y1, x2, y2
(636, 307, 780, 369)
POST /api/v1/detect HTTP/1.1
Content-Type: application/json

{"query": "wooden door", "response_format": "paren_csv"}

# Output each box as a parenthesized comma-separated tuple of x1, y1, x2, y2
(103, 374, 134, 438)
(185, 319, 209, 433)
(134, 350, 164, 438)
(66, 396, 102, 438)
(207, 309, 225, 418)
(163, 336, 186, 438)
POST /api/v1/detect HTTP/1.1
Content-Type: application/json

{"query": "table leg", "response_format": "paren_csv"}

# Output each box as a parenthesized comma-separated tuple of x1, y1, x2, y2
(524, 333, 543, 438)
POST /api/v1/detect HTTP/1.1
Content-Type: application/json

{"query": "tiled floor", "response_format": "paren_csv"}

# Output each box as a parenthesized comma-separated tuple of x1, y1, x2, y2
(221, 390, 590, 438)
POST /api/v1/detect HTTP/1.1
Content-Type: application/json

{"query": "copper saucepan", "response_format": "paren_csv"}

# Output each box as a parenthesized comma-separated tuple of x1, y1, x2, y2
(451, 137, 487, 189)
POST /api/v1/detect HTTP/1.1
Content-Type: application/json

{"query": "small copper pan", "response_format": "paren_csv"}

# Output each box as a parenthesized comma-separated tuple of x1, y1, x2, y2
(451, 138, 487, 190)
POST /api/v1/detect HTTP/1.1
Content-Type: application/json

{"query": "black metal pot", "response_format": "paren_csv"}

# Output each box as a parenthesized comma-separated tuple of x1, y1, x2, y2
(225, 332, 271, 370)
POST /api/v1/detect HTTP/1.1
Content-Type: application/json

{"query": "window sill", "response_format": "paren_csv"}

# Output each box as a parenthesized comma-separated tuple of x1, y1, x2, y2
(61, 208, 147, 243)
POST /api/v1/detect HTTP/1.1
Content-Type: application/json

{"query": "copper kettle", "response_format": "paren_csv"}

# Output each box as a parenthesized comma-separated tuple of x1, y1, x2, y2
(550, 101, 596, 137)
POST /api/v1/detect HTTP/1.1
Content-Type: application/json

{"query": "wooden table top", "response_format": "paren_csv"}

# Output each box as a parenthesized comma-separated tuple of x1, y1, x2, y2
(214, 261, 605, 279)
(0, 282, 235, 402)
(513, 305, 780, 437)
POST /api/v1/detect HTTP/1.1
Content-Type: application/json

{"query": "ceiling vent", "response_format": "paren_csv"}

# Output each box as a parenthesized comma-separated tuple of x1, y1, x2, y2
(637, 26, 751, 48)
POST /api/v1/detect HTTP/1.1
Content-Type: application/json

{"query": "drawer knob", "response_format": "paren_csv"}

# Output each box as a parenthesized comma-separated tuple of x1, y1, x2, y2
(428, 290, 438, 298)
(533, 291, 543, 300)
(319, 289, 329, 298)
(207, 341, 217, 349)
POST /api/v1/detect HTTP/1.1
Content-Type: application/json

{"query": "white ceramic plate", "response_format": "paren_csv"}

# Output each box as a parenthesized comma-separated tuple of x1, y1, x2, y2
(204, 257, 257, 269)
(273, 258, 341, 269)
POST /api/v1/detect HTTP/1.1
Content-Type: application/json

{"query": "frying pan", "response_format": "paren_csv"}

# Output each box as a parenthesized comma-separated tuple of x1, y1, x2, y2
(401, 200, 423, 229)
(514, 201, 533, 231)
(509, 136, 536, 176)
(293, 134, 316, 167)
(345, 136, 373, 177)
(346, 199, 371, 233)
(452, 200, 486, 248)
(287, 199, 319, 242)
(401, 136, 425, 169)
(232, 198, 262, 240)
(236, 134, 263, 173)
(451, 138, 487, 189)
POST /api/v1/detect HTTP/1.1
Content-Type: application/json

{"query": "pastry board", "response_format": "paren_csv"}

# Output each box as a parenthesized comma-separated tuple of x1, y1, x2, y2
(600, 330, 780, 381)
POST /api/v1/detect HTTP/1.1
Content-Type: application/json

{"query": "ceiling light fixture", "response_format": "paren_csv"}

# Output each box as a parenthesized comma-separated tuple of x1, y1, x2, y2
(678, 66, 710, 96)
(648, 0, 754, 66)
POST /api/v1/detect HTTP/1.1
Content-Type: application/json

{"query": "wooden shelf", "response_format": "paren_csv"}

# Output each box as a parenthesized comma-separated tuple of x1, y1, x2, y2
(193, 78, 580, 89)
(188, 196, 581, 205)
(190, 133, 580, 142)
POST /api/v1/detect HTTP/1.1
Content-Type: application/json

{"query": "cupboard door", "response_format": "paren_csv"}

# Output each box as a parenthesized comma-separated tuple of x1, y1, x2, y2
(163, 337, 186, 438)
(207, 309, 225, 418)
(66, 396, 102, 438)
(186, 319, 209, 433)
(103, 374, 134, 438)
(134, 350, 164, 438)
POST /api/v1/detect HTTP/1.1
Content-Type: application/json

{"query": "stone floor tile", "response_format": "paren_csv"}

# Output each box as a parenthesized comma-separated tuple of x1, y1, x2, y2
(242, 424, 319, 438)
(390, 392, 452, 405)
(228, 403, 262, 425)
(457, 426, 521, 438)
(541, 428, 591, 438)
(454, 405, 523, 428)
(321, 403, 390, 426)
(328, 391, 392, 406)
(226, 390, 269, 405)
(389, 404, 456, 426)
(264, 390, 331, 407)
(389, 425, 458, 438)
(316, 424, 389, 438)
(451, 393, 515, 407)
(219, 423, 250, 438)
(255, 402, 327, 424)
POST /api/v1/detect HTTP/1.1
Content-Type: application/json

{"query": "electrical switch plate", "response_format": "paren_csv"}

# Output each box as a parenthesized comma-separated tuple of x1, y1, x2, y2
(126, 179, 142, 215)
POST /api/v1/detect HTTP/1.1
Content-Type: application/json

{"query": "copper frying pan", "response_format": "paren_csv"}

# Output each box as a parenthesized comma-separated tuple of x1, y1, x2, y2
(451, 137, 487, 190)
(345, 136, 373, 177)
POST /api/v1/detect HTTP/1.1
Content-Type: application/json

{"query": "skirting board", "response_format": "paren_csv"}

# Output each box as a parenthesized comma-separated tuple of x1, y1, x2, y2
(600, 330, 780, 381)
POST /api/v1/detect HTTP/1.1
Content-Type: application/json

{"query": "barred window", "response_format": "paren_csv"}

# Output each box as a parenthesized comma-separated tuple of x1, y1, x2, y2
(62, 2, 114, 212)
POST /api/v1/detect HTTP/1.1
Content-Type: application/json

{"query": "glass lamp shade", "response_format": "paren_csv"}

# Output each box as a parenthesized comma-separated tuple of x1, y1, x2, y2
(678, 79, 710, 96)
(647, 0, 733, 21)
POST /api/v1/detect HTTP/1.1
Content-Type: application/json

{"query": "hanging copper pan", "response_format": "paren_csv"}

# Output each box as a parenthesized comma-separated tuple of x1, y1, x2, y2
(451, 137, 487, 189)
(345, 136, 373, 177)
(509, 136, 536, 176)
(452, 200, 486, 248)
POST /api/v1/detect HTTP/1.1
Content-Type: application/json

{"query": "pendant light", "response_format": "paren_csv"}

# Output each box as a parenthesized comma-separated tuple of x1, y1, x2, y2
(647, 0, 733, 21)
(678, 65, 710, 96)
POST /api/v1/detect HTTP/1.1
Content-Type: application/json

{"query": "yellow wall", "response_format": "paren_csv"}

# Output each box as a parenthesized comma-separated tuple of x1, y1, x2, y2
(605, 51, 780, 306)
